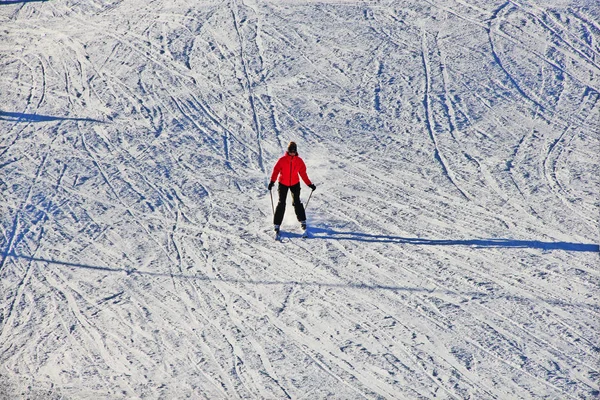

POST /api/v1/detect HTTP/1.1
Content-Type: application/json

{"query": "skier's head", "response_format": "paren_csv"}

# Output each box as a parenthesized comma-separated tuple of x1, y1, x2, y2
(287, 141, 297, 155)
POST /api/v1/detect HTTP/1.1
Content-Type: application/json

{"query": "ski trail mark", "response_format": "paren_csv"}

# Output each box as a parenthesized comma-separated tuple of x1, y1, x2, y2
(543, 89, 599, 228)
(488, 4, 546, 113)
(0, 150, 49, 272)
(421, 30, 469, 201)
(510, 2, 600, 72)
(0, 257, 35, 345)
(230, 0, 265, 173)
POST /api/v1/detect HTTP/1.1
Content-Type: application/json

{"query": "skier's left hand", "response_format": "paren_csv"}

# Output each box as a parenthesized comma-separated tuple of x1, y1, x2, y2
(268, 181, 275, 191)
(308, 184, 316, 191)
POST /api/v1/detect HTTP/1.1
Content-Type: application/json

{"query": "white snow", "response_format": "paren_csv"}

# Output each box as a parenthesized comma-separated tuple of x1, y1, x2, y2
(1, 0, 599, 398)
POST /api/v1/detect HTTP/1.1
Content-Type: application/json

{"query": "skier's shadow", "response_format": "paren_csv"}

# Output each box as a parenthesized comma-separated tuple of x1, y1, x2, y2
(309, 227, 599, 253)
(3, 253, 599, 310)
(0, 110, 103, 123)
(0, 0, 48, 5)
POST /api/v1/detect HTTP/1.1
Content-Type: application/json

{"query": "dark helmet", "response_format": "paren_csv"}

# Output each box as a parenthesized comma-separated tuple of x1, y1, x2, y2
(287, 141, 297, 154)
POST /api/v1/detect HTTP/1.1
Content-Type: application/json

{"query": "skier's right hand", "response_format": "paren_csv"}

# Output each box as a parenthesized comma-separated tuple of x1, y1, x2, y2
(308, 184, 316, 191)
(268, 181, 275, 191)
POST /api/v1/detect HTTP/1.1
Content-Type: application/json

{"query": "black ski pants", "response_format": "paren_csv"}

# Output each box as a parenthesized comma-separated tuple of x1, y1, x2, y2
(274, 183, 306, 226)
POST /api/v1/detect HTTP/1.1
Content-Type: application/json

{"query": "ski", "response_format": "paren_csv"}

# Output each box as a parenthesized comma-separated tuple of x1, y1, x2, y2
(270, 226, 309, 241)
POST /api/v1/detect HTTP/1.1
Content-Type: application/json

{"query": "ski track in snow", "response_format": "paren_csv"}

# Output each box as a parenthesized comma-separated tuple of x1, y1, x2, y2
(1, 0, 599, 399)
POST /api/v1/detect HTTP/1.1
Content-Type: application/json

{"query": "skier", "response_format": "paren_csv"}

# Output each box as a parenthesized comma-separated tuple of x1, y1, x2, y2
(268, 141, 316, 238)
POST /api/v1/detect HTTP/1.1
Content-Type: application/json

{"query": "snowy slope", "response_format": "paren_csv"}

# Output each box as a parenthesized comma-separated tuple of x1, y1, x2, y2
(1, 0, 599, 398)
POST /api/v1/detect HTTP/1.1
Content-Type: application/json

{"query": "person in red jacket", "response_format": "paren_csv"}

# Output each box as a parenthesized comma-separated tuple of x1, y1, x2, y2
(268, 141, 316, 235)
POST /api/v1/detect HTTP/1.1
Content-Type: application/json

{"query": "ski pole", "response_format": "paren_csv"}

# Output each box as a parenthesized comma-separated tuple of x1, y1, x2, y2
(269, 188, 275, 216)
(304, 188, 314, 211)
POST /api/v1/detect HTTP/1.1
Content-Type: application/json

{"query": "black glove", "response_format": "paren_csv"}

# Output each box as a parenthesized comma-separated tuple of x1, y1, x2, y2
(268, 181, 275, 191)
(308, 184, 316, 191)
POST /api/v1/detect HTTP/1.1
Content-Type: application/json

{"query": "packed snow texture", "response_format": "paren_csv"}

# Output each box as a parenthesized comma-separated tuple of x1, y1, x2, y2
(1, 0, 599, 398)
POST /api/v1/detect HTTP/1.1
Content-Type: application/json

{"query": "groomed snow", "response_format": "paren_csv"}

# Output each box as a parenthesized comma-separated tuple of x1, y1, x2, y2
(1, 0, 599, 398)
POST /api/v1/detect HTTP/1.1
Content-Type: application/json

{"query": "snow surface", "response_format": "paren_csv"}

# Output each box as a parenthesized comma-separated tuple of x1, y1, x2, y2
(1, 0, 599, 398)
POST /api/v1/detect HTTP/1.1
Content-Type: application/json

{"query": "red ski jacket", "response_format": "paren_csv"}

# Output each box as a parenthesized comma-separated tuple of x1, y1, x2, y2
(270, 152, 313, 187)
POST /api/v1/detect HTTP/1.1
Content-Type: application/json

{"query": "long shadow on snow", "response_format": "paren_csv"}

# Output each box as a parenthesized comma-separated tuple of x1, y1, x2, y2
(309, 227, 600, 253)
(0, 0, 48, 5)
(3, 252, 600, 312)
(2, 252, 441, 293)
(0, 110, 103, 123)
